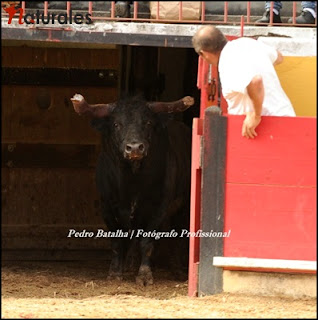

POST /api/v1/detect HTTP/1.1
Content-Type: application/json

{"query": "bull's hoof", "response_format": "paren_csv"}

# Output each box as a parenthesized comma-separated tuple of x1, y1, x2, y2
(136, 266, 153, 286)
(107, 271, 123, 281)
(107, 275, 123, 281)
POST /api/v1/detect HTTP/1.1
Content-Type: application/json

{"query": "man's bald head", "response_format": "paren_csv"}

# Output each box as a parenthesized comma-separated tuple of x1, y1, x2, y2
(192, 26, 228, 55)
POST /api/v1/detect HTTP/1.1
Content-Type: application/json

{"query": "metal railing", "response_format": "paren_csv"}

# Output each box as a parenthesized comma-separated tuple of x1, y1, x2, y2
(2, 1, 317, 27)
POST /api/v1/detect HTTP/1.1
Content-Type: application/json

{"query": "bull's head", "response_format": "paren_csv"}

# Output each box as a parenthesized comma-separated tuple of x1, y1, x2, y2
(71, 94, 194, 162)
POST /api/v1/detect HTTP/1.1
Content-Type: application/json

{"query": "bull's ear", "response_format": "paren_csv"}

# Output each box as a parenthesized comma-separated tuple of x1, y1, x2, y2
(148, 96, 194, 113)
(71, 94, 116, 118)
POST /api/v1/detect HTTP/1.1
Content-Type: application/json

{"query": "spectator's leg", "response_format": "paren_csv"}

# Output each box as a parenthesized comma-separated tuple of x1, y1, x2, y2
(115, 1, 131, 18)
(288, 1, 316, 24)
(256, 1, 282, 23)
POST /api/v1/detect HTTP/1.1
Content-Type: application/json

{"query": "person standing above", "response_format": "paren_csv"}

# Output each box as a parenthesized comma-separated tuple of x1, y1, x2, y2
(256, 1, 316, 24)
(192, 26, 296, 139)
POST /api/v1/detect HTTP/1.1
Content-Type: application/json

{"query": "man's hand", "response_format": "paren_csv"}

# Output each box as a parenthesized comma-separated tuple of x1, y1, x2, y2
(244, 75, 264, 139)
(242, 112, 262, 139)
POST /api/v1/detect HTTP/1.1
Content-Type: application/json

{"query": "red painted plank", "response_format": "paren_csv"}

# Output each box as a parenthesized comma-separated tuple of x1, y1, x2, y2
(199, 59, 210, 119)
(188, 118, 203, 297)
(224, 184, 317, 261)
(225, 115, 317, 186)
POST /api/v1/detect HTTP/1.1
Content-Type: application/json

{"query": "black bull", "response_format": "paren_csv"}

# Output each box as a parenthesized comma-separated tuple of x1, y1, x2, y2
(71, 94, 194, 286)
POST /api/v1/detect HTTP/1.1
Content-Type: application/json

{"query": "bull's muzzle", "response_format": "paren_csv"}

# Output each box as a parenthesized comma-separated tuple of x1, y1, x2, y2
(125, 142, 146, 160)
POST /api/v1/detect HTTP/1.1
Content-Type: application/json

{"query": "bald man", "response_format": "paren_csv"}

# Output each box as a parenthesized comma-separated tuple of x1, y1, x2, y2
(192, 26, 295, 139)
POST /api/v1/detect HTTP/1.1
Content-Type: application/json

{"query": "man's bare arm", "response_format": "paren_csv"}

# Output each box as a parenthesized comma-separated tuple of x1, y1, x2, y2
(241, 75, 264, 139)
(247, 75, 264, 116)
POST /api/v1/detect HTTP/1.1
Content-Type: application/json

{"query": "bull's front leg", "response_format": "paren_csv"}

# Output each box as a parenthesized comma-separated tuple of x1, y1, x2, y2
(108, 237, 126, 280)
(100, 197, 126, 281)
(136, 236, 154, 286)
(135, 193, 177, 285)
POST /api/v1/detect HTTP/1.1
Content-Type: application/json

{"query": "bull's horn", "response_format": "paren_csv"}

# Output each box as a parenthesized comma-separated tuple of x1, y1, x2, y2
(148, 96, 194, 113)
(70, 94, 115, 118)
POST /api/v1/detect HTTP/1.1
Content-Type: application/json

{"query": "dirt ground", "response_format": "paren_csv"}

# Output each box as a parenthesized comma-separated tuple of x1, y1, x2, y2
(1, 261, 316, 319)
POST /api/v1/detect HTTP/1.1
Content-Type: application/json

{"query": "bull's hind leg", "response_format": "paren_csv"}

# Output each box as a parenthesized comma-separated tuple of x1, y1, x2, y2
(100, 198, 126, 280)
(108, 238, 125, 280)
(124, 237, 139, 273)
(136, 237, 154, 286)
(169, 209, 190, 281)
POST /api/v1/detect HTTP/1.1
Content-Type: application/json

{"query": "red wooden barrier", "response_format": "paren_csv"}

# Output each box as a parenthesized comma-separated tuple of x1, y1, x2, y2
(190, 112, 316, 296)
(224, 115, 317, 264)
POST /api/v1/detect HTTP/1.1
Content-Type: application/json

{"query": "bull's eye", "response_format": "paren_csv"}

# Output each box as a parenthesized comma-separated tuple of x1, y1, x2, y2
(146, 120, 152, 126)
(114, 122, 120, 128)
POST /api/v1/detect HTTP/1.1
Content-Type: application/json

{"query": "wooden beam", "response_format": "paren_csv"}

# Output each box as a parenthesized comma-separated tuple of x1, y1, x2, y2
(198, 106, 227, 296)
(2, 67, 118, 86)
(1, 28, 193, 48)
(2, 143, 99, 168)
(2, 249, 111, 261)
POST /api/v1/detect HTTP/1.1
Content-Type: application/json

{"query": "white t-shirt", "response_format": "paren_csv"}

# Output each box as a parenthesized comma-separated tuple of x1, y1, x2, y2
(218, 37, 296, 116)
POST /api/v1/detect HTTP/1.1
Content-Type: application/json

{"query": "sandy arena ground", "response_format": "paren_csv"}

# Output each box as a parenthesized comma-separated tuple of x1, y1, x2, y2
(1, 261, 316, 319)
